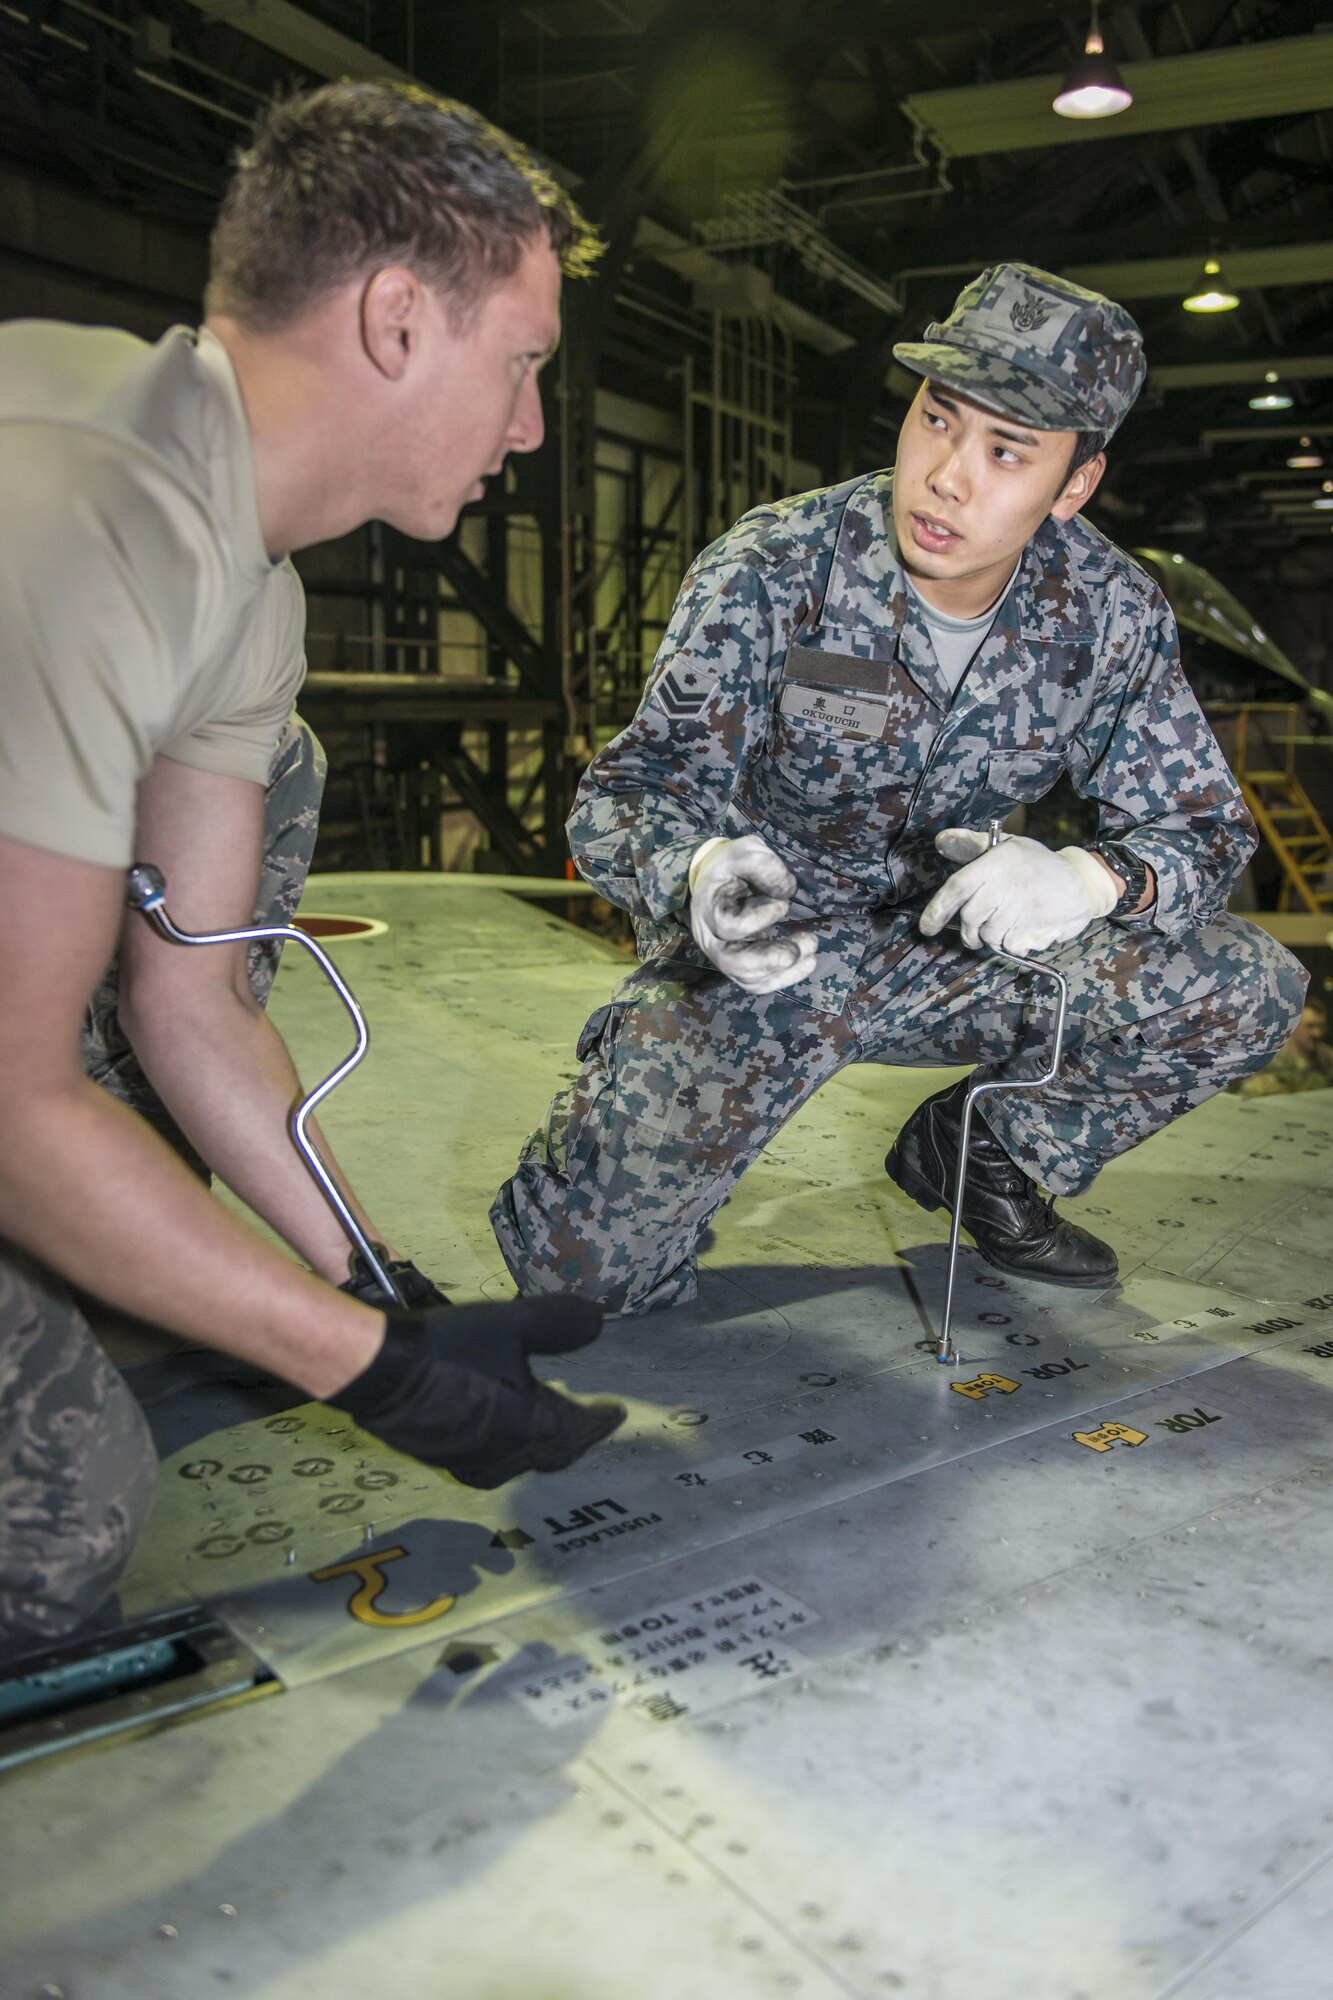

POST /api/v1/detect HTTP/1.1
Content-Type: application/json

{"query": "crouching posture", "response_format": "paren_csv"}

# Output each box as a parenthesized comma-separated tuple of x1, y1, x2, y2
(0, 83, 622, 1654)
(492, 264, 1306, 1315)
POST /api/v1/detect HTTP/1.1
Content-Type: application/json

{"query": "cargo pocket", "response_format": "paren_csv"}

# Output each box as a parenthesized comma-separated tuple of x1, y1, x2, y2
(541, 1000, 632, 1181)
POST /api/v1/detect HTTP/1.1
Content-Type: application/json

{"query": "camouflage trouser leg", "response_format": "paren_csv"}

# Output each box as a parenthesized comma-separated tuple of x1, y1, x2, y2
(851, 911, 1307, 1196)
(80, 715, 327, 1175)
(492, 912, 1306, 1313)
(0, 1243, 157, 1654)
(491, 952, 860, 1314)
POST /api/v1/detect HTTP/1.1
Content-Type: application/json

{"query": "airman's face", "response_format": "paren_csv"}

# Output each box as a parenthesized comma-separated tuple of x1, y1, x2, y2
(384, 235, 561, 541)
(892, 381, 1104, 617)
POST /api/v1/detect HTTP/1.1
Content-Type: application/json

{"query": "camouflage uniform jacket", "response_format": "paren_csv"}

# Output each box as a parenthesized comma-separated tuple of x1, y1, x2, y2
(570, 470, 1255, 1014)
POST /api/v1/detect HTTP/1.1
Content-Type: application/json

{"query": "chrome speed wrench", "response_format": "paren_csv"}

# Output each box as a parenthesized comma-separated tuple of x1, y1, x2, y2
(935, 822, 1070, 1366)
(124, 863, 406, 1306)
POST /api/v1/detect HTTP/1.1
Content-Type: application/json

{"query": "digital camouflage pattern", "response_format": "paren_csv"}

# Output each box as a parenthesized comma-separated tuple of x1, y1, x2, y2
(561, 471, 1257, 1012)
(492, 911, 1303, 1315)
(893, 262, 1147, 437)
(1, 714, 325, 1648)
(491, 473, 1306, 1312)
(0, 1245, 158, 1649)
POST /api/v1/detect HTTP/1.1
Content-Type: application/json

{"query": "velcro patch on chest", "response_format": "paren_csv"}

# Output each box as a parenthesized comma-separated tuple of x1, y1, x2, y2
(653, 664, 712, 718)
(780, 681, 886, 739)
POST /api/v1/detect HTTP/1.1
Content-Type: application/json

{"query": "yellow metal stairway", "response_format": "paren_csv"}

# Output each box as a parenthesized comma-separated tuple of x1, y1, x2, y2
(1214, 704, 1333, 915)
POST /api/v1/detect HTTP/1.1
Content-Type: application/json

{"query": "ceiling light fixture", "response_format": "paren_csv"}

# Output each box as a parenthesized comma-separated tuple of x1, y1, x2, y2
(1249, 369, 1293, 412)
(1052, 1, 1134, 119)
(1183, 258, 1239, 313)
(1288, 451, 1324, 469)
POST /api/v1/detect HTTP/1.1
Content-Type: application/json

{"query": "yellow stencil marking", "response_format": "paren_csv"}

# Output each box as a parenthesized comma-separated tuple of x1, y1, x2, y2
(311, 1547, 457, 1627)
(1073, 1423, 1149, 1453)
(949, 1373, 1020, 1402)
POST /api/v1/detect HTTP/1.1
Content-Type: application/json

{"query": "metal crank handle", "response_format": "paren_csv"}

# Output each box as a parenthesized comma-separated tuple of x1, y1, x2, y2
(935, 821, 1071, 1366)
(124, 862, 405, 1308)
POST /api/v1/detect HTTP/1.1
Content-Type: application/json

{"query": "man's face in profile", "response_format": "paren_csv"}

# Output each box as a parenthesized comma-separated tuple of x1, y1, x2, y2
(387, 234, 562, 542)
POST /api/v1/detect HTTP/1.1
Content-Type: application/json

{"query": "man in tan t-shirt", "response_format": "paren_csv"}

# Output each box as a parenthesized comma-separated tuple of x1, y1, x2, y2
(0, 82, 623, 1654)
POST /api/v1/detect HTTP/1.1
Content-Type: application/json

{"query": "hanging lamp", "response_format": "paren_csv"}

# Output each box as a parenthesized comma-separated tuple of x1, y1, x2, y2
(1183, 258, 1239, 313)
(1053, 2, 1134, 119)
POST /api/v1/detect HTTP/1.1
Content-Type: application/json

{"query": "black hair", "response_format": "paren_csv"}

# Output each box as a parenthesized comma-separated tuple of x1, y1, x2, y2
(1064, 429, 1108, 488)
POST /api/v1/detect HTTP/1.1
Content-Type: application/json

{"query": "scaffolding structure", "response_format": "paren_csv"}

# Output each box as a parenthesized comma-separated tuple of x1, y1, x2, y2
(298, 306, 801, 875)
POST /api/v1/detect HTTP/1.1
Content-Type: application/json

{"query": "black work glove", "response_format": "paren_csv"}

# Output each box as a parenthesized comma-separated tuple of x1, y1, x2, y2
(340, 1251, 450, 1311)
(327, 1297, 624, 1489)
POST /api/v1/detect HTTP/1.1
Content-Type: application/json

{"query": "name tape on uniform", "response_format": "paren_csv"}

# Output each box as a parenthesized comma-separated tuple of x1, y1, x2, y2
(780, 682, 885, 739)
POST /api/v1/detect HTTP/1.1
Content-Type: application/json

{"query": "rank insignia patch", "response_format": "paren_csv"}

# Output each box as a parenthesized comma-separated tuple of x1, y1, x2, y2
(655, 665, 712, 718)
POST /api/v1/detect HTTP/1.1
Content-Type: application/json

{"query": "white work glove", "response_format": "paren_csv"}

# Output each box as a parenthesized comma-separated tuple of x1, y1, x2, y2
(919, 828, 1117, 955)
(687, 835, 818, 995)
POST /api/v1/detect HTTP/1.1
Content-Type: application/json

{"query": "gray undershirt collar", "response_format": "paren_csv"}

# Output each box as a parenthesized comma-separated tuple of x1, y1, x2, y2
(885, 508, 1021, 694)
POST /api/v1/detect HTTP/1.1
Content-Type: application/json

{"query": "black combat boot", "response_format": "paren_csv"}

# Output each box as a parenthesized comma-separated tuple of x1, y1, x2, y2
(884, 1076, 1118, 1288)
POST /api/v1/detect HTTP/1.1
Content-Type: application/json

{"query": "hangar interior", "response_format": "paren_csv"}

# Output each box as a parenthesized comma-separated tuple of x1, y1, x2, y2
(2, 3, 1333, 1997)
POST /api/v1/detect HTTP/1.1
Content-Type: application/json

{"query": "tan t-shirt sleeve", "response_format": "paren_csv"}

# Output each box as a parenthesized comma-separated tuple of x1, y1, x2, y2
(157, 559, 307, 782)
(0, 424, 307, 866)
(0, 427, 206, 868)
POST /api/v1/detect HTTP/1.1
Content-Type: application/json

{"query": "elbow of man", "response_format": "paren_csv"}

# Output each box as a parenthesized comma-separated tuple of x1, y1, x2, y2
(0, 1057, 94, 1247)
(0, 1067, 50, 1155)
(116, 949, 260, 1061)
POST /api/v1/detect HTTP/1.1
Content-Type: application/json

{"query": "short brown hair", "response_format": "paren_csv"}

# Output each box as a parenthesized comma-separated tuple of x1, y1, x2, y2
(206, 81, 602, 331)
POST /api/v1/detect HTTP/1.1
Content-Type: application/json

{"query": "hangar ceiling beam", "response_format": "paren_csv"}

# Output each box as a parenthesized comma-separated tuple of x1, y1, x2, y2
(1065, 244, 1333, 300)
(1151, 356, 1333, 389)
(180, 0, 411, 86)
(174, 0, 860, 363)
(903, 35, 1333, 158)
(1201, 427, 1333, 445)
(496, 0, 1074, 80)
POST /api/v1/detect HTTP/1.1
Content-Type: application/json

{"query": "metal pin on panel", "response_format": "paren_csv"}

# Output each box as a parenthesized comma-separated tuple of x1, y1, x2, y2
(124, 862, 405, 1305)
(936, 820, 1070, 1365)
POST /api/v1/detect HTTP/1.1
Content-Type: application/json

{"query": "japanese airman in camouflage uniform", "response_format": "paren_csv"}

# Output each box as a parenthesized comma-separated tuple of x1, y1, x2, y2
(493, 264, 1306, 1315)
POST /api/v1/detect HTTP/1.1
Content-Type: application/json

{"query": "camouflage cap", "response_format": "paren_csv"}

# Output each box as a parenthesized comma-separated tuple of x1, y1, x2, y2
(893, 262, 1146, 436)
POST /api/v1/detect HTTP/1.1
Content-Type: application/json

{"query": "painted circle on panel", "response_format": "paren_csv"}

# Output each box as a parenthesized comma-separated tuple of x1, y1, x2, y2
(292, 913, 388, 941)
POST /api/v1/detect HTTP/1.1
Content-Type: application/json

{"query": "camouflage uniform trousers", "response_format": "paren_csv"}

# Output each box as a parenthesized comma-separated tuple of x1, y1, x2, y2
(491, 909, 1306, 1317)
(0, 1245, 159, 1653)
(0, 716, 326, 1653)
